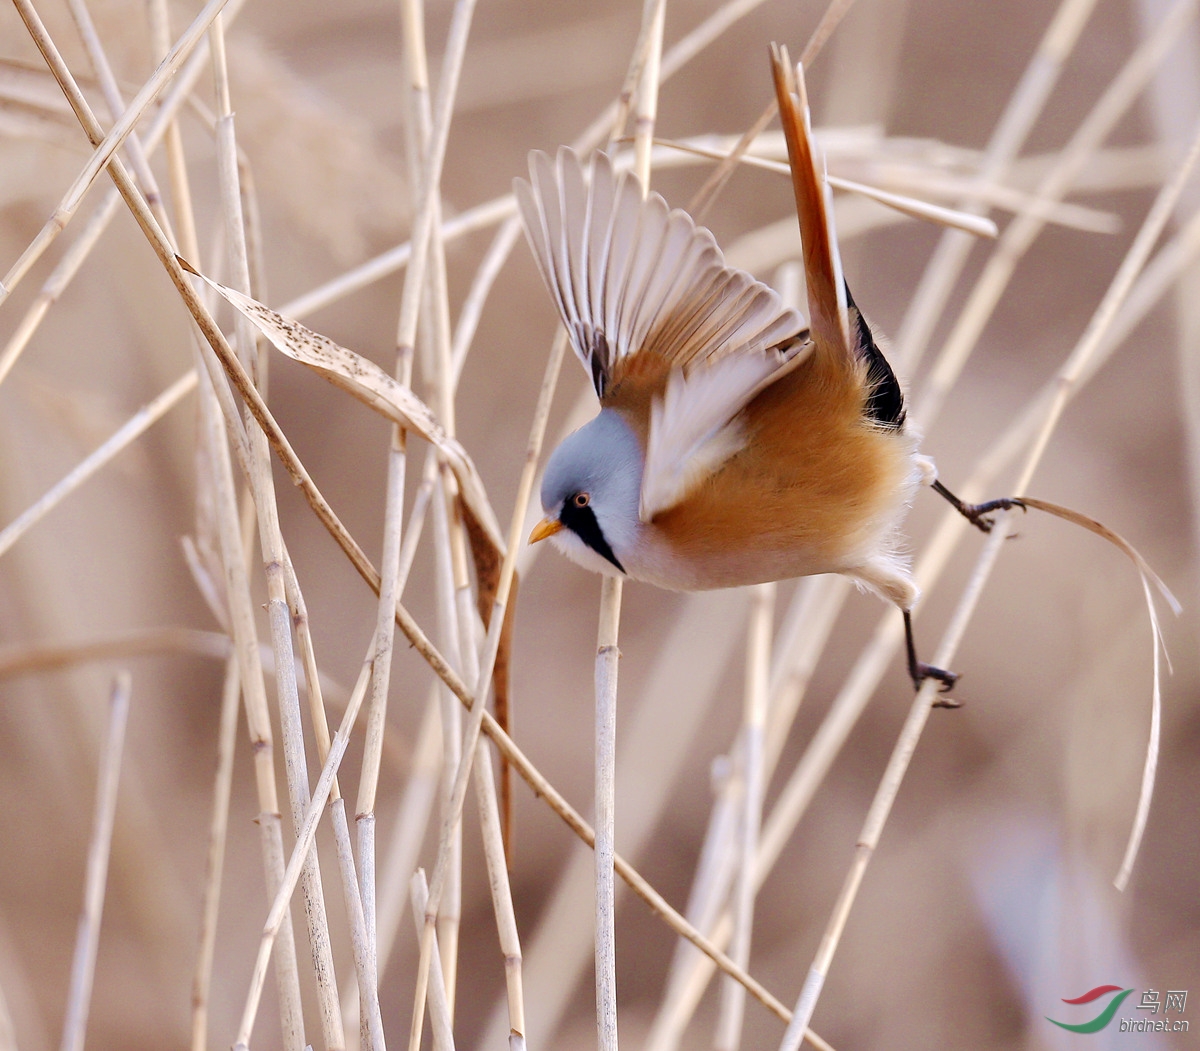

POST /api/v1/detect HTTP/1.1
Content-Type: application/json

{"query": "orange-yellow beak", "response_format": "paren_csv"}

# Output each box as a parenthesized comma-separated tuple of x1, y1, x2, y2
(528, 516, 563, 545)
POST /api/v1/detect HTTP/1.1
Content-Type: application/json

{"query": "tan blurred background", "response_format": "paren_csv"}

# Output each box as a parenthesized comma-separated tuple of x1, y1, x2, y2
(1, 0, 1198, 1048)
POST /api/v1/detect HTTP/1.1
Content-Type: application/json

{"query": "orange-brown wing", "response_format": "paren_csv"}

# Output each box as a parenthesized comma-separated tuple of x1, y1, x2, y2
(513, 147, 806, 400)
(770, 43, 853, 372)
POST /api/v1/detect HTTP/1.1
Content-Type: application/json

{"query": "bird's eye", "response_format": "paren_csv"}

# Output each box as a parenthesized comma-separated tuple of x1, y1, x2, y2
(572, 492, 590, 508)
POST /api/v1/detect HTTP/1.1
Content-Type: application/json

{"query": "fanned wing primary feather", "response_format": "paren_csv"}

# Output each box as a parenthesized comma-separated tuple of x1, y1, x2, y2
(514, 147, 807, 399)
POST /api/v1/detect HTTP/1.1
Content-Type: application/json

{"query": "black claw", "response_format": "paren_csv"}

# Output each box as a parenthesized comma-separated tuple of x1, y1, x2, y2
(914, 664, 963, 708)
(911, 660, 958, 693)
(960, 497, 1027, 535)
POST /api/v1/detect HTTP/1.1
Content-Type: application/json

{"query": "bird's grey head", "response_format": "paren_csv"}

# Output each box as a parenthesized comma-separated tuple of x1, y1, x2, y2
(537, 409, 643, 576)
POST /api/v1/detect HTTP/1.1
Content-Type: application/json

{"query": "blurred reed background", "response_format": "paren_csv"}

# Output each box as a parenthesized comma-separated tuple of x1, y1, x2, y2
(0, 0, 1198, 1049)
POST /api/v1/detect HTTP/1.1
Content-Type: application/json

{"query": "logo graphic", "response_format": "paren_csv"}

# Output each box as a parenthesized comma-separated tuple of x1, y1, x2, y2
(1047, 985, 1135, 1033)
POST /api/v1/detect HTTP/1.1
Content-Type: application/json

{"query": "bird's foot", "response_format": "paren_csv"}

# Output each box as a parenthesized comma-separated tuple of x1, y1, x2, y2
(958, 496, 1027, 534)
(912, 661, 962, 709)
(931, 480, 1026, 534)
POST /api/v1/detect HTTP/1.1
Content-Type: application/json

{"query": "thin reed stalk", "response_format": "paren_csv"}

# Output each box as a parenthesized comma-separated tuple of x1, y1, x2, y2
(0, 0, 246, 304)
(59, 672, 131, 1051)
(190, 655, 240, 1051)
(0, 372, 196, 559)
(209, 14, 345, 1043)
(714, 582, 773, 1051)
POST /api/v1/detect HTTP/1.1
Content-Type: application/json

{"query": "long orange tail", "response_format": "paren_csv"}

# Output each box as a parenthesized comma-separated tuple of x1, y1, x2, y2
(769, 43, 852, 371)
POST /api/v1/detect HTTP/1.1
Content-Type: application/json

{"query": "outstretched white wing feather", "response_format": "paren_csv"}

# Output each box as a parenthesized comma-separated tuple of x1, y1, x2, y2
(514, 147, 807, 398)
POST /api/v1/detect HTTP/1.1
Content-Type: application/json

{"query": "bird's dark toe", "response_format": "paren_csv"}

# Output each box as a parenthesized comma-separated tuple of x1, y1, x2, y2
(913, 661, 961, 707)
(962, 497, 1027, 534)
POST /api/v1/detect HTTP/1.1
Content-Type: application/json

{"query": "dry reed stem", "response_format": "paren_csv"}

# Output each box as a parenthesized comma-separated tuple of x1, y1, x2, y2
(234, 655, 373, 1048)
(407, 326, 566, 1051)
(59, 672, 130, 1051)
(449, 218, 525, 383)
(690, 0, 859, 219)
(330, 798, 387, 1051)
(607, 0, 664, 143)
(357, 0, 433, 960)
(0, 0, 245, 305)
(373, 694, 441, 984)
(0, 13, 223, 391)
(428, 479, 465, 1019)
(471, 739, 526, 1047)
(660, 137, 1002, 236)
(388, 0, 482, 1044)
(0, 370, 196, 559)
(894, 0, 1100, 372)
(61, 0, 159, 205)
(197, 372, 305, 1047)
(714, 582, 773, 1051)
(916, 0, 1198, 423)
(593, 574, 623, 1051)
(163, 101, 307, 1039)
(208, 15, 346, 1042)
(410, 873, 455, 1051)
(309, 538, 391, 1047)
(190, 655, 240, 1051)
(397, 462, 438, 594)
(412, 0, 482, 1021)
(147, 8, 255, 1037)
(594, 12, 663, 1047)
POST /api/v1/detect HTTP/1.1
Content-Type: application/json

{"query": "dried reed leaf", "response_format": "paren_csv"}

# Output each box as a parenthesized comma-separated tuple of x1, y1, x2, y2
(459, 498, 519, 858)
(179, 257, 506, 555)
(1015, 496, 1178, 892)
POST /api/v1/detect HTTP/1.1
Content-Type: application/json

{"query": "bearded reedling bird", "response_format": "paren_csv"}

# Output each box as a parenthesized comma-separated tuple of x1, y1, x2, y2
(518, 46, 1020, 697)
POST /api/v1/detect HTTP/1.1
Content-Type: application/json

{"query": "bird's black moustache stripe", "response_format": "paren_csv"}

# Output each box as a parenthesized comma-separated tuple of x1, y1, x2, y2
(560, 496, 625, 573)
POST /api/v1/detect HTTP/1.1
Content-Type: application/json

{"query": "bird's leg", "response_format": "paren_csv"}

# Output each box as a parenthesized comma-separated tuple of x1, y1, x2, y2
(903, 609, 961, 709)
(931, 479, 1025, 534)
